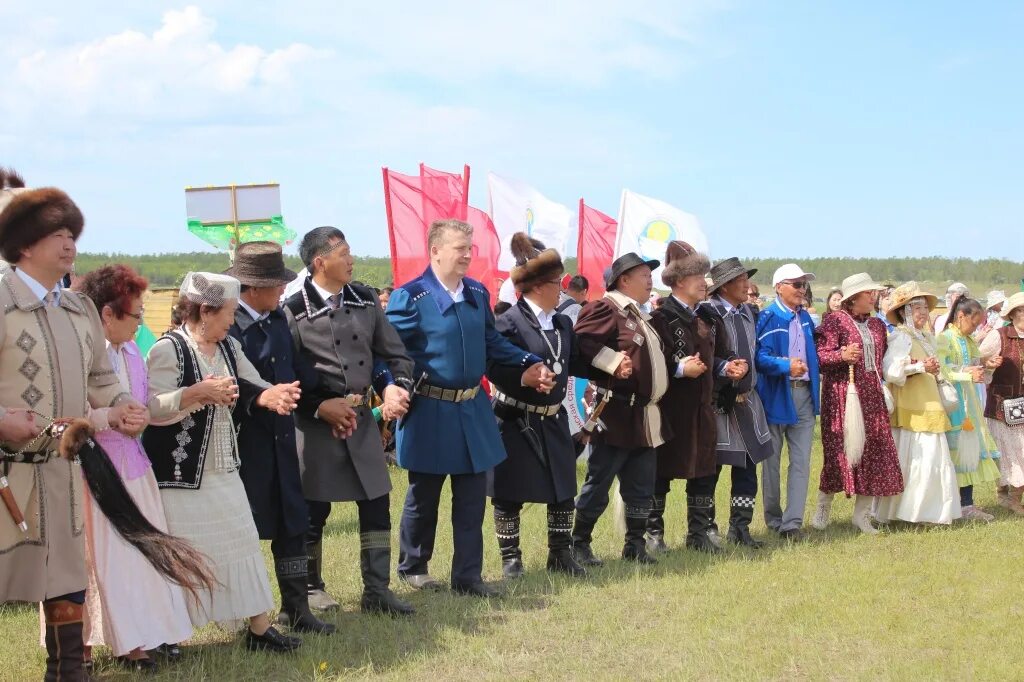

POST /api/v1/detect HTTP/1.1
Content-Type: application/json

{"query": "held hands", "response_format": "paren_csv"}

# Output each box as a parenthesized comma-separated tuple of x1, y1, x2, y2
(724, 359, 749, 381)
(968, 365, 986, 383)
(381, 385, 411, 421)
(789, 357, 809, 378)
(613, 353, 633, 379)
(985, 356, 1004, 371)
(522, 362, 556, 394)
(922, 357, 941, 376)
(109, 401, 149, 437)
(257, 381, 301, 416)
(317, 397, 358, 439)
(0, 408, 42, 443)
(200, 375, 239, 406)
(682, 355, 707, 378)
(840, 343, 862, 365)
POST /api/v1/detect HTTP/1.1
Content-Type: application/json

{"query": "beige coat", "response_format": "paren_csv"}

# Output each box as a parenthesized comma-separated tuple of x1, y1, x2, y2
(0, 269, 125, 602)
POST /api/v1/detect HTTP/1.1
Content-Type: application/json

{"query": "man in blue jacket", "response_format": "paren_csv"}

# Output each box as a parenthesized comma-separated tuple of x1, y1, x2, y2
(386, 219, 551, 597)
(755, 263, 820, 541)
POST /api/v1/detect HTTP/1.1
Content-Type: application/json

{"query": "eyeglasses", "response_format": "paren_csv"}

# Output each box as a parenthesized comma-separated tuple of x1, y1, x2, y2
(783, 281, 807, 290)
(125, 310, 144, 321)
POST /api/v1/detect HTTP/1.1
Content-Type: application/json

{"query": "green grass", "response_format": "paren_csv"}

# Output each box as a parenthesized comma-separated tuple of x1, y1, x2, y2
(2, 431, 1020, 681)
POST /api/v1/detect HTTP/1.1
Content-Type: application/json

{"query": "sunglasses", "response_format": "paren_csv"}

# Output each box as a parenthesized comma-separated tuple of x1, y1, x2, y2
(783, 281, 807, 290)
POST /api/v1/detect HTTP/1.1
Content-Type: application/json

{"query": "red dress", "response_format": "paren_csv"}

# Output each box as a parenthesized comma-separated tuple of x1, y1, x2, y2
(816, 312, 903, 497)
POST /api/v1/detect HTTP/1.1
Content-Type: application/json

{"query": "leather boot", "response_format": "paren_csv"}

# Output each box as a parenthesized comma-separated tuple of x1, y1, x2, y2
(359, 531, 415, 616)
(645, 494, 669, 553)
(546, 507, 586, 576)
(726, 496, 763, 548)
(852, 495, 880, 534)
(622, 503, 657, 564)
(305, 540, 340, 611)
(43, 599, 86, 682)
(275, 557, 336, 634)
(494, 507, 524, 579)
(685, 495, 722, 554)
(571, 513, 603, 567)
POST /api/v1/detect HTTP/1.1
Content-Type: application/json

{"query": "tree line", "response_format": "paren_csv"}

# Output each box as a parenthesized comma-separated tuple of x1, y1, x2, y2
(74, 252, 1022, 295)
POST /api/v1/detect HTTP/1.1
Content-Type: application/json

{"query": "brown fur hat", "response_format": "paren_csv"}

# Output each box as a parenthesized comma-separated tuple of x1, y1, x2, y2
(0, 167, 27, 215)
(509, 231, 564, 291)
(660, 240, 710, 288)
(0, 187, 84, 262)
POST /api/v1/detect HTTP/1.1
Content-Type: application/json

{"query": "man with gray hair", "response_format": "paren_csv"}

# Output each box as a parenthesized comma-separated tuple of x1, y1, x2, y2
(387, 219, 550, 597)
(933, 282, 969, 334)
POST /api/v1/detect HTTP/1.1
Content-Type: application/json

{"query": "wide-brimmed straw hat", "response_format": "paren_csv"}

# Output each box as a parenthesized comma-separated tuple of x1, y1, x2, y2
(885, 281, 938, 324)
(839, 272, 885, 304)
(224, 241, 297, 287)
(1000, 292, 1024, 320)
(986, 290, 1007, 311)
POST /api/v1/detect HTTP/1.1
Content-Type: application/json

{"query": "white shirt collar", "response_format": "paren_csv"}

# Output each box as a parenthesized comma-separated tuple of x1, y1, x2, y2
(310, 278, 342, 307)
(524, 297, 555, 330)
(238, 298, 268, 322)
(671, 294, 694, 311)
(15, 267, 61, 306)
(714, 295, 735, 313)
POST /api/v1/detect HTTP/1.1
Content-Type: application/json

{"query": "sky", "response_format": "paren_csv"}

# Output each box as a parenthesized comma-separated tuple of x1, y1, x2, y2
(2, 1, 1022, 261)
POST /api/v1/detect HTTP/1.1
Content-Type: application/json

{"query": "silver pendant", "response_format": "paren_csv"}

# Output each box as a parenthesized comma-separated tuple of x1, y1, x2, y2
(552, 361, 563, 375)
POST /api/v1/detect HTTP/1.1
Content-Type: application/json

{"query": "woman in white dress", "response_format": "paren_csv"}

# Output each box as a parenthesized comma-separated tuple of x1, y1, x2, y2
(75, 265, 193, 672)
(143, 272, 304, 653)
(876, 282, 960, 525)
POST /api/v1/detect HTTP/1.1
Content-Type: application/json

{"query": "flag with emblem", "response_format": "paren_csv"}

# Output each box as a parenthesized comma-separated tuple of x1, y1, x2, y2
(577, 199, 618, 300)
(615, 189, 708, 282)
(487, 173, 573, 272)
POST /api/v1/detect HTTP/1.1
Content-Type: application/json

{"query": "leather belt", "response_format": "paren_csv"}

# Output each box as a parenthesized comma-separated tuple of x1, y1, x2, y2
(493, 389, 561, 417)
(415, 383, 480, 403)
(790, 379, 810, 387)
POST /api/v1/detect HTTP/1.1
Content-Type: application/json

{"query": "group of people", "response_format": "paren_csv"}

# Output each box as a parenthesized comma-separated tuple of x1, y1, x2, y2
(1, 169, 1022, 680)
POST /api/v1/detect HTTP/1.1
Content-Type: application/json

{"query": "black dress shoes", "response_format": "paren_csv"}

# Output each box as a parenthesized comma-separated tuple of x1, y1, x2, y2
(245, 626, 301, 653)
(451, 581, 500, 598)
(118, 655, 159, 674)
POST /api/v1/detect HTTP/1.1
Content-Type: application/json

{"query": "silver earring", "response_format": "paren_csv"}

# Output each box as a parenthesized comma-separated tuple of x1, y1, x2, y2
(200, 322, 207, 338)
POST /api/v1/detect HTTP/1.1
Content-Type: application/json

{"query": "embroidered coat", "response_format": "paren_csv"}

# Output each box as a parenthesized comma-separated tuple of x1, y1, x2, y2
(0, 270, 126, 602)
(486, 299, 604, 503)
(386, 267, 541, 475)
(573, 290, 674, 450)
(284, 279, 414, 500)
(650, 297, 723, 480)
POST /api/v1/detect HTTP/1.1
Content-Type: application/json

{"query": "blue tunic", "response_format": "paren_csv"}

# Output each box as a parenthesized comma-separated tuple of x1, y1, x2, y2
(386, 267, 541, 475)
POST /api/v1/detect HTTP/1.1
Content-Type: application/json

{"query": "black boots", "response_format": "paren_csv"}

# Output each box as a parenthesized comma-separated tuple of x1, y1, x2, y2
(571, 514, 604, 567)
(494, 508, 525, 579)
(726, 496, 763, 548)
(305, 540, 340, 611)
(645, 494, 669, 553)
(547, 507, 586, 576)
(360, 531, 415, 616)
(43, 600, 86, 682)
(686, 494, 722, 554)
(623, 503, 657, 564)
(276, 556, 336, 634)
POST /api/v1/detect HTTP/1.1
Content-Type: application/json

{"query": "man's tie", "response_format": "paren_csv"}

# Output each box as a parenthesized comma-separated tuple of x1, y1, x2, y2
(43, 291, 57, 308)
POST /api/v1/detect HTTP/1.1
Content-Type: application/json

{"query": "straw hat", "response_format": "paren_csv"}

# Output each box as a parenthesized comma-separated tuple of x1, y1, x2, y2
(839, 272, 885, 304)
(885, 281, 938, 324)
(1000, 292, 1024, 320)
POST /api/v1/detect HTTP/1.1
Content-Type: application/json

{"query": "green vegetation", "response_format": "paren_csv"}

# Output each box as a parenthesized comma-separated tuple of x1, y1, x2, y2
(73, 253, 1022, 295)
(1, 432, 1018, 680)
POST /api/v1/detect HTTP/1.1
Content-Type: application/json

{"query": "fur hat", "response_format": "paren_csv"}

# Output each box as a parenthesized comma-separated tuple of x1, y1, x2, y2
(0, 186, 84, 263)
(660, 240, 709, 288)
(509, 232, 563, 291)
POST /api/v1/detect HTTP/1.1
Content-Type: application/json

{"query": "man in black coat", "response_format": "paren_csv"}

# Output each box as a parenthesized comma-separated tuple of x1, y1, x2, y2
(227, 241, 356, 634)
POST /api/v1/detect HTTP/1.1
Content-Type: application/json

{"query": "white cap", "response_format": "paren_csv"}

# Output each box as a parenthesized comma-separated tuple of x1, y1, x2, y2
(772, 263, 815, 287)
(179, 272, 240, 307)
(946, 282, 969, 295)
(986, 290, 1007, 310)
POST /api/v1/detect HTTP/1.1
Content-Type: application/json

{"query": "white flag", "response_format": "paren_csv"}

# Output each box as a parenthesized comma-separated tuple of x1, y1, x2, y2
(615, 189, 708, 282)
(487, 173, 573, 272)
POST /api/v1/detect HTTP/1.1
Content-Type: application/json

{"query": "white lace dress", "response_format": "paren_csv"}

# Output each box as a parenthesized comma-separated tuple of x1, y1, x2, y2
(147, 332, 274, 630)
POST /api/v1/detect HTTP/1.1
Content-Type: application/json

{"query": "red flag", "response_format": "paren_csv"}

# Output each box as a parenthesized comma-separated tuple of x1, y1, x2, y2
(421, 164, 469, 224)
(465, 205, 503, 302)
(577, 199, 617, 300)
(383, 168, 429, 288)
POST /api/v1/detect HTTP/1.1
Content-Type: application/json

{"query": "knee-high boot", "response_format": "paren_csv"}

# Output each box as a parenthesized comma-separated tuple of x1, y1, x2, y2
(43, 600, 86, 682)
(494, 506, 524, 579)
(685, 495, 722, 554)
(623, 502, 657, 564)
(276, 556, 336, 634)
(305, 540, 340, 611)
(726, 495, 763, 548)
(360, 531, 415, 616)
(547, 507, 586, 576)
(852, 495, 879, 534)
(645, 494, 669, 553)
(571, 513, 603, 567)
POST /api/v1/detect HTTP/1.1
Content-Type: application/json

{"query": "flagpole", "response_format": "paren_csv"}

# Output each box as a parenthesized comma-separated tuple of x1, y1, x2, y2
(382, 167, 399, 287)
(462, 164, 471, 221)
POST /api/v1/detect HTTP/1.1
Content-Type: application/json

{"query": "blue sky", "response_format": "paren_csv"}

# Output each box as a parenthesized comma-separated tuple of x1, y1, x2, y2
(2, 1, 1022, 261)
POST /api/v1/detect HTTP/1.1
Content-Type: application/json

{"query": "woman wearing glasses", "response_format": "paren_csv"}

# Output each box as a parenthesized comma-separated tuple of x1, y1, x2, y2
(74, 265, 193, 672)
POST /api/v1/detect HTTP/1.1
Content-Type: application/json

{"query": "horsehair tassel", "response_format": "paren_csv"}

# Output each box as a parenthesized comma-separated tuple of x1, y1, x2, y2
(59, 419, 218, 600)
(0, 476, 27, 532)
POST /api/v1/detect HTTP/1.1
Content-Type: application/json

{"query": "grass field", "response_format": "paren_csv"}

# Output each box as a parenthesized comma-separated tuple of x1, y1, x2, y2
(2, 430, 1021, 681)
